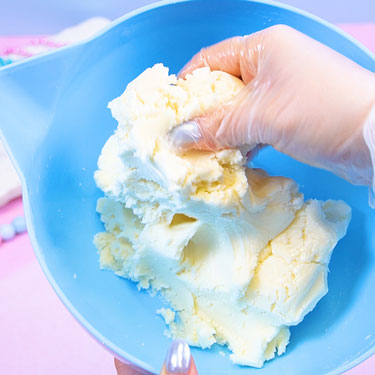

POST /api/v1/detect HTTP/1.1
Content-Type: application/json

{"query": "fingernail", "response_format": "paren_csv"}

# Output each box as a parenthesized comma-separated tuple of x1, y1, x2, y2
(168, 121, 201, 150)
(165, 339, 192, 374)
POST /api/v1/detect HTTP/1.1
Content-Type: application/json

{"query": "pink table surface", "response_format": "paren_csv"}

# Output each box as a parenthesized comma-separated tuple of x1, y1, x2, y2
(1, 23, 375, 375)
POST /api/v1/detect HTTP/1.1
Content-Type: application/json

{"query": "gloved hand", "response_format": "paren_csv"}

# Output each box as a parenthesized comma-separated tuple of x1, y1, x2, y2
(171, 25, 375, 197)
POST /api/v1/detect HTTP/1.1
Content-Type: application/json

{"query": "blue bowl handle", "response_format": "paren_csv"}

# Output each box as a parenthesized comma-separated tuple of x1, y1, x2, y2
(0, 43, 85, 178)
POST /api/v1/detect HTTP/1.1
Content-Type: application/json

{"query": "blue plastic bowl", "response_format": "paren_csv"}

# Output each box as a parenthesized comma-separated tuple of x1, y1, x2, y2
(0, 1, 374, 374)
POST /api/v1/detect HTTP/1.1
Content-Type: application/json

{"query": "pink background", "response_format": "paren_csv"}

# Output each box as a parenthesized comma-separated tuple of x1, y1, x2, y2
(1, 23, 375, 375)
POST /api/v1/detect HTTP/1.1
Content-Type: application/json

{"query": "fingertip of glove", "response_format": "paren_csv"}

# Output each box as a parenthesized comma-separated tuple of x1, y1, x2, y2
(167, 121, 202, 151)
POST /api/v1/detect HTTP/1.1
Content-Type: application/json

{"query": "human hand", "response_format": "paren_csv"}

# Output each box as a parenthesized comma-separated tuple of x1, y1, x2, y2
(115, 339, 198, 375)
(171, 25, 375, 189)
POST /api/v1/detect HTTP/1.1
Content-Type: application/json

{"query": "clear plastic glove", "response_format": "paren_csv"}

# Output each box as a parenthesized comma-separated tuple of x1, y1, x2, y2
(114, 339, 198, 375)
(171, 25, 375, 196)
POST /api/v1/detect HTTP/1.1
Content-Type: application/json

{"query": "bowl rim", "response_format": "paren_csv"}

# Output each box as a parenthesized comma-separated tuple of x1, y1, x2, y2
(1, 1, 374, 374)
(0, 0, 374, 75)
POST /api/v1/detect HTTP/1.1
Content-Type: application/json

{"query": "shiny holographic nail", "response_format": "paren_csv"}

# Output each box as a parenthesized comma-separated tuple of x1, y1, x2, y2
(168, 121, 201, 151)
(164, 339, 192, 374)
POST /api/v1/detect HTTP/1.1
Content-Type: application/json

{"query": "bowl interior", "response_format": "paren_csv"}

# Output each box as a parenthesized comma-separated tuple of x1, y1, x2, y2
(1, 1, 375, 374)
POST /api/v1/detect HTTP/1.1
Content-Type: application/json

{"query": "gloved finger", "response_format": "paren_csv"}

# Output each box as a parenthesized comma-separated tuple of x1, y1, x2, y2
(160, 340, 198, 375)
(179, 36, 243, 79)
(114, 341, 198, 375)
(160, 359, 198, 375)
(178, 30, 268, 83)
(114, 358, 149, 375)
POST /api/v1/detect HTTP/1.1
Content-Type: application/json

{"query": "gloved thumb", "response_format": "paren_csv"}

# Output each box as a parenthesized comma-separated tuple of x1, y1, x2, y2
(168, 106, 228, 151)
(169, 84, 262, 152)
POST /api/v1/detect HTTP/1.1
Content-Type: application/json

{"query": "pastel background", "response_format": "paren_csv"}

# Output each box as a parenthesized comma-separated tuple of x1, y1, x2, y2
(0, 1, 374, 374)
(0, 0, 375, 34)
